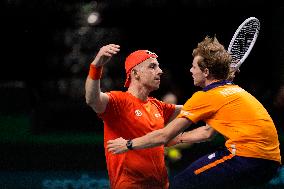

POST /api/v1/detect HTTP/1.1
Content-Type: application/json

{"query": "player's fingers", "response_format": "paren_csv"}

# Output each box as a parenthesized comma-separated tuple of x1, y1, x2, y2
(107, 137, 123, 144)
(108, 148, 116, 154)
(107, 146, 121, 154)
(108, 44, 120, 49)
(106, 141, 115, 149)
(107, 44, 120, 52)
(100, 45, 118, 55)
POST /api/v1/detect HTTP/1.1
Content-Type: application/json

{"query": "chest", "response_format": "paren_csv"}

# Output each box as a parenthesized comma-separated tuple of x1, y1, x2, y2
(124, 101, 165, 130)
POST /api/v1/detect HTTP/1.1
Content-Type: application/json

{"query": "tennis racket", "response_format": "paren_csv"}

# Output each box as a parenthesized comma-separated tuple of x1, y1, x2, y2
(228, 17, 261, 71)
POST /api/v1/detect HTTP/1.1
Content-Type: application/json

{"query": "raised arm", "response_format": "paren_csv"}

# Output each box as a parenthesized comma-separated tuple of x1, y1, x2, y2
(85, 44, 120, 113)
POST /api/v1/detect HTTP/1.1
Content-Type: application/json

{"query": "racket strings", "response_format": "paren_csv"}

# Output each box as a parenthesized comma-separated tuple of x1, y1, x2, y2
(229, 20, 260, 63)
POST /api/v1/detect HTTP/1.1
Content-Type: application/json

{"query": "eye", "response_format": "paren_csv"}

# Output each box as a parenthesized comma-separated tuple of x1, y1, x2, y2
(149, 63, 157, 69)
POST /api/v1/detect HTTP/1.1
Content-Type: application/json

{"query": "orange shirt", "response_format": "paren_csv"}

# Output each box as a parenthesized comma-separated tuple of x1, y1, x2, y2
(99, 91, 175, 189)
(178, 83, 281, 163)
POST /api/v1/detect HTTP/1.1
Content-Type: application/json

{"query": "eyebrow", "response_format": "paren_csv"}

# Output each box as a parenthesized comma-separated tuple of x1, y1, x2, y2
(149, 62, 159, 67)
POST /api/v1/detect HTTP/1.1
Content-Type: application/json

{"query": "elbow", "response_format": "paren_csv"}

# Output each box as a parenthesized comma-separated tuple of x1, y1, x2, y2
(85, 94, 96, 107)
(204, 131, 216, 141)
(85, 97, 92, 106)
(85, 97, 98, 111)
(152, 130, 169, 145)
(160, 131, 173, 145)
(160, 134, 169, 145)
(85, 97, 105, 114)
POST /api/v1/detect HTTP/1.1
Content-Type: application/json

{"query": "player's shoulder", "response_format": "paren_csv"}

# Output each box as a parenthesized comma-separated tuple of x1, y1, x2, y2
(205, 84, 248, 101)
(191, 90, 207, 98)
(108, 90, 124, 95)
(148, 96, 159, 101)
(215, 84, 245, 93)
(107, 90, 130, 99)
(205, 83, 242, 93)
(148, 96, 166, 105)
(147, 96, 164, 106)
(189, 89, 220, 103)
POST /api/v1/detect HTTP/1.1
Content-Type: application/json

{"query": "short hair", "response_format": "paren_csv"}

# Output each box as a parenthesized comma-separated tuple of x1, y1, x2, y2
(192, 36, 232, 80)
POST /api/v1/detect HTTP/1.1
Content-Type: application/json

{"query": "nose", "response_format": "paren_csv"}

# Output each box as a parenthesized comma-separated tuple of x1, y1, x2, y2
(157, 67, 163, 75)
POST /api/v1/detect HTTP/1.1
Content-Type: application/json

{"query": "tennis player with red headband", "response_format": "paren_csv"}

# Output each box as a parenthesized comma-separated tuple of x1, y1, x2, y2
(107, 37, 281, 189)
(85, 44, 182, 189)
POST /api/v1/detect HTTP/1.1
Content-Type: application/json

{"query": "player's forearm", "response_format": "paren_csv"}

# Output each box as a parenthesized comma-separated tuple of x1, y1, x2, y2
(131, 129, 168, 150)
(179, 126, 216, 143)
(85, 75, 108, 113)
(132, 120, 211, 149)
(107, 118, 191, 154)
(85, 78, 101, 103)
(165, 133, 186, 147)
(132, 118, 190, 150)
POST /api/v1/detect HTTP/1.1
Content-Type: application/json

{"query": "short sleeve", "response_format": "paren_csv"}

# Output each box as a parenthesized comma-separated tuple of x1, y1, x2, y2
(150, 98, 175, 124)
(177, 91, 216, 123)
(98, 91, 124, 120)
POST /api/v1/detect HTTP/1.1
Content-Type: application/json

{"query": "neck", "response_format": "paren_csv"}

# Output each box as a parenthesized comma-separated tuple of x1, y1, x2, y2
(204, 79, 221, 87)
(127, 85, 150, 101)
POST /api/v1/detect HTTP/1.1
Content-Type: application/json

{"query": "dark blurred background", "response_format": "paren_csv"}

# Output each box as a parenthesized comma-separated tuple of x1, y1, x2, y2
(1, 0, 284, 188)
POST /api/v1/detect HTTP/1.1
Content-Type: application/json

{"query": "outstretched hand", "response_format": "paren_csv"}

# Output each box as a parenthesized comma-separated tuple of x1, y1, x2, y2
(228, 61, 240, 81)
(92, 44, 120, 67)
(227, 68, 240, 81)
(107, 137, 129, 154)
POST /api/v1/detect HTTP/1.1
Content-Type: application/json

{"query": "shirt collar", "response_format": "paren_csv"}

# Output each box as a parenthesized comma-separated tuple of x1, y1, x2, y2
(203, 80, 233, 92)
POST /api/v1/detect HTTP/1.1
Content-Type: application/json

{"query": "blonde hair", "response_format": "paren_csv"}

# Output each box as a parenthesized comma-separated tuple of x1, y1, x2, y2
(192, 36, 232, 80)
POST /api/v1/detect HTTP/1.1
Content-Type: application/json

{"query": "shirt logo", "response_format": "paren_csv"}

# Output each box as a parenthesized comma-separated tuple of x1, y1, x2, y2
(135, 110, 142, 117)
(208, 153, 216, 159)
(219, 87, 244, 97)
(155, 113, 161, 118)
(180, 110, 193, 116)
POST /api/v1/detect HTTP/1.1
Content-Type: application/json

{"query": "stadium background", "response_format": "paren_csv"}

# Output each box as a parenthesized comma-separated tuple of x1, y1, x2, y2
(1, 0, 284, 188)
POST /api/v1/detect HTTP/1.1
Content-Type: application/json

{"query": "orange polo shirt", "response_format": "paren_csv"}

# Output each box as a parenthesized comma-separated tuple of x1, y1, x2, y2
(178, 83, 281, 163)
(99, 91, 175, 189)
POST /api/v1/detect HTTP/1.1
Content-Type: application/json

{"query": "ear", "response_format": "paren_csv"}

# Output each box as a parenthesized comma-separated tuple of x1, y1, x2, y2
(203, 68, 209, 77)
(132, 69, 140, 80)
